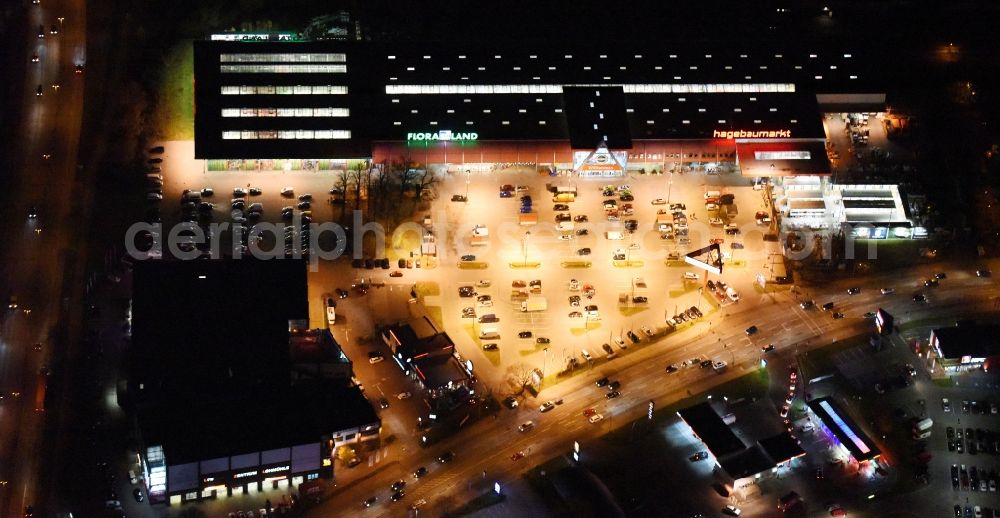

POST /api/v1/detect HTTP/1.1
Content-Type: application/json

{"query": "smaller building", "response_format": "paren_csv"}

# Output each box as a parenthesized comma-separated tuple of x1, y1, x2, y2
(289, 328, 353, 382)
(381, 317, 472, 397)
(929, 322, 1000, 374)
(678, 402, 805, 498)
(805, 397, 880, 463)
(676, 402, 746, 459)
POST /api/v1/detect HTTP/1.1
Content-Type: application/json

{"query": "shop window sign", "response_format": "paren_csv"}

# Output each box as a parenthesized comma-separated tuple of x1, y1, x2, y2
(407, 130, 478, 142)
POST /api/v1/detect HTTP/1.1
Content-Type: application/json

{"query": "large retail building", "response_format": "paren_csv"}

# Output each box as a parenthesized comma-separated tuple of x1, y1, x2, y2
(193, 38, 884, 176)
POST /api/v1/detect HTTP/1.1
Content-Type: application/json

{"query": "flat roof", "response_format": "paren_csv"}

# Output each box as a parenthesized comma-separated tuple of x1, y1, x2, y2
(139, 381, 379, 465)
(757, 432, 806, 465)
(130, 259, 309, 402)
(736, 140, 831, 177)
(932, 323, 1000, 359)
(718, 445, 776, 480)
(806, 397, 880, 462)
(413, 354, 469, 389)
(193, 40, 878, 159)
(677, 402, 746, 458)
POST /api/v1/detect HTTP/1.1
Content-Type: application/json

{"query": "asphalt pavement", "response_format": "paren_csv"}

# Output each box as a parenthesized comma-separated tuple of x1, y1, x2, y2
(0, 0, 87, 516)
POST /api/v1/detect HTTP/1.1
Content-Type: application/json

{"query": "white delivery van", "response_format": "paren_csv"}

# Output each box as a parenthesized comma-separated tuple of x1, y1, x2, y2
(557, 221, 574, 232)
(606, 231, 625, 240)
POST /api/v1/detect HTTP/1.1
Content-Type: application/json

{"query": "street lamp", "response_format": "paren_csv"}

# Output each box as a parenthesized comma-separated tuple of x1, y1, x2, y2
(521, 231, 531, 266)
(465, 169, 471, 201)
(666, 170, 674, 204)
(542, 347, 549, 378)
(51, 84, 60, 93)
(57, 16, 65, 25)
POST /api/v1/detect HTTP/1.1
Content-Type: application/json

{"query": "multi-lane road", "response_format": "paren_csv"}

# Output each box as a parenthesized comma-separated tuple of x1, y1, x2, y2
(305, 260, 998, 517)
(0, 0, 87, 516)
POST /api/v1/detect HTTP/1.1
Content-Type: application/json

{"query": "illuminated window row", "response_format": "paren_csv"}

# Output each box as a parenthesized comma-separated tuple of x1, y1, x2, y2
(222, 130, 351, 140)
(384, 83, 795, 95)
(221, 108, 350, 118)
(220, 64, 347, 74)
(221, 85, 349, 95)
(220, 53, 346, 63)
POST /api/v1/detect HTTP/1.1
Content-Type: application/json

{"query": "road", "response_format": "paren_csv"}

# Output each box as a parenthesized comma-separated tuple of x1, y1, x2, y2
(0, 0, 87, 515)
(304, 259, 998, 517)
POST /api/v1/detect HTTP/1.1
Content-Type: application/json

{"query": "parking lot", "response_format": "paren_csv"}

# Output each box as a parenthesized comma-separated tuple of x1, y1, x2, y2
(144, 141, 787, 399)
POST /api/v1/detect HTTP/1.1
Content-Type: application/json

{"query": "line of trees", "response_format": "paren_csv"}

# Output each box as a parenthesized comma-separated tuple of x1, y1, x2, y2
(332, 155, 439, 224)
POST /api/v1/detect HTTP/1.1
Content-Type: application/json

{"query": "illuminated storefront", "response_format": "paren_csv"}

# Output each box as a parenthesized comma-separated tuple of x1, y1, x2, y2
(929, 323, 1000, 374)
(805, 397, 880, 464)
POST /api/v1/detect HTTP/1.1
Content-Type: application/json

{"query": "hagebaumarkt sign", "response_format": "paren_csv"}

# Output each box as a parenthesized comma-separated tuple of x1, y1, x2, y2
(713, 129, 791, 139)
(407, 130, 478, 142)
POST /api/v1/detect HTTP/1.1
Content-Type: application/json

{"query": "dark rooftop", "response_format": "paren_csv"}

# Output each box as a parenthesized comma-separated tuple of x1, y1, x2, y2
(194, 40, 880, 158)
(130, 259, 309, 403)
(677, 402, 746, 458)
(718, 445, 776, 480)
(757, 432, 806, 465)
(412, 354, 468, 390)
(932, 323, 1000, 360)
(138, 381, 379, 465)
(562, 87, 631, 149)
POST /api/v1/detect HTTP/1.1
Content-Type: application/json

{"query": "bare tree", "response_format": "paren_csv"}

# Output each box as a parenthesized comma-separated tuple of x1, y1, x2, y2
(347, 161, 366, 213)
(505, 362, 534, 395)
(371, 160, 392, 219)
(332, 169, 349, 221)
(413, 168, 439, 210)
(393, 155, 417, 206)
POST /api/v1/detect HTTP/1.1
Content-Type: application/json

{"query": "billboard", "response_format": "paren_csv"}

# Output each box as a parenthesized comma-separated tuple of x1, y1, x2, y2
(875, 308, 894, 336)
(684, 243, 724, 275)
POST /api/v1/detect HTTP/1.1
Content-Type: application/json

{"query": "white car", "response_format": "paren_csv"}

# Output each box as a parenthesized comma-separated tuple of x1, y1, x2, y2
(326, 306, 336, 326)
(880, 287, 895, 295)
(709, 217, 723, 226)
(651, 198, 666, 205)
(589, 413, 604, 424)
(476, 279, 491, 287)
(722, 505, 742, 516)
(705, 203, 719, 211)
(280, 187, 294, 196)
(726, 288, 740, 301)
(581, 349, 592, 361)
(397, 391, 412, 400)
(539, 401, 556, 413)
(568, 279, 581, 291)
(558, 234, 574, 240)
(613, 336, 627, 349)
(683, 272, 699, 280)
(369, 356, 384, 365)
(641, 326, 654, 337)
(518, 421, 534, 432)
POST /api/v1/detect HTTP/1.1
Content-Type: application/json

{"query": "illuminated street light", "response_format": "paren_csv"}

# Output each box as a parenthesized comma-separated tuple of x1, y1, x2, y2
(57, 17, 65, 25)
(51, 84, 60, 93)
(521, 231, 531, 266)
(41, 154, 51, 160)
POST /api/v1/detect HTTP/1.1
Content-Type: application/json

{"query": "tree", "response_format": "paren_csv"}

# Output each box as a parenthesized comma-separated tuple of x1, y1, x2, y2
(347, 161, 365, 213)
(505, 363, 533, 394)
(392, 155, 417, 206)
(413, 168, 439, 210)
